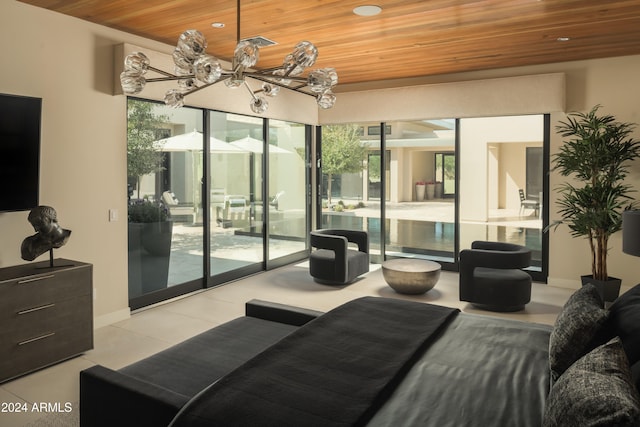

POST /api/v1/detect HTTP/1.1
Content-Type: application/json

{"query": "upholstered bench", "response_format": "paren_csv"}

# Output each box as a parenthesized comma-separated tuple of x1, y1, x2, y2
(80, 300, 322, 427)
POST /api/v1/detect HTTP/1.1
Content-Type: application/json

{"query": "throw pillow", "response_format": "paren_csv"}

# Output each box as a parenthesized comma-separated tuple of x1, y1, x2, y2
(609, 283, 640, 365)
(543, 337, 640, 427)
(549, 283, 609, 381)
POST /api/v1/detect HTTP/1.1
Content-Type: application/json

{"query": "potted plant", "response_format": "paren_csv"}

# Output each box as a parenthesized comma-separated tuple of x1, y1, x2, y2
(548, 105, 640, 301)
(128, 200, 172, 255)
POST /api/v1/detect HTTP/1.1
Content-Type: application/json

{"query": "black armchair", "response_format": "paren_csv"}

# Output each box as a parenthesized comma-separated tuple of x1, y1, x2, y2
(309, 229, 369, 285)
(459, 241, 532, 312)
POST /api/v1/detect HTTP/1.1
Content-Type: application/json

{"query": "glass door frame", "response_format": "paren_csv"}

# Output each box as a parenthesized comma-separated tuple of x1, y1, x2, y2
(315, 115, 549, 283)
(128, 100, 313, 308)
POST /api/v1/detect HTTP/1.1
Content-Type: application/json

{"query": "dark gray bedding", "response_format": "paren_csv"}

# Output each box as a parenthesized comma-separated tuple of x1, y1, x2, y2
(368, 313, 551, 427)
(81, 297, 553, 427)
(170, 297, 459, 427)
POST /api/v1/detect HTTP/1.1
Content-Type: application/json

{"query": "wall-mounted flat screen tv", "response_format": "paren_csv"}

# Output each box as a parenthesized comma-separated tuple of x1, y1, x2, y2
(0, 93, 41, 212)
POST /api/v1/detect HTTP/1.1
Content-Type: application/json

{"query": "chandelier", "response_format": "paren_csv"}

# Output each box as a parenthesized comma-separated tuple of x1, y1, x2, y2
(120, 4, 337, 114)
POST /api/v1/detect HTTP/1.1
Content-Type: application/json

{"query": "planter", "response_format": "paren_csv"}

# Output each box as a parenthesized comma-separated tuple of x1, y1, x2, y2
(128, 221, 173, 297)
(434, 182, 443, 199)
(581, 275, 622, 303)
(426, 183, 436, 200)
(415, 184, 425, 201)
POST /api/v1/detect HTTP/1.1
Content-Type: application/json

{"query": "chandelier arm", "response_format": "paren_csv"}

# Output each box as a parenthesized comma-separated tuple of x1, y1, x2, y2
(289, 82, 311, 91)
(242, 80, 259, 101)
(146, 76, 189, 83)
(181, 76, 232, 97)
(243, 71, 307, 84)
(243, 74, 315, 97)
(257, 66, 285, 73)
(282, 64, 305, 79)
(148, 66, 176, 78)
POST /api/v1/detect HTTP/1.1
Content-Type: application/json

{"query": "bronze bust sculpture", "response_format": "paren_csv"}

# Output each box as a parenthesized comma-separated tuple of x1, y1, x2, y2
(21, 205, 71, 262)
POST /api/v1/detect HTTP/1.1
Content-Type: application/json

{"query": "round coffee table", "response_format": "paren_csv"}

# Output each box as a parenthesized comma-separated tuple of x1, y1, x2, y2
(382, 258, 441, 294)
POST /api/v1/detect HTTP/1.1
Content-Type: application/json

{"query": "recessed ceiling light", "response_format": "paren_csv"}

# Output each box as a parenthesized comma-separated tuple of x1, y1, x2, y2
(557, 37, 570, 42)
(211, 22, 225, 28)
(353, 5, 382, 17)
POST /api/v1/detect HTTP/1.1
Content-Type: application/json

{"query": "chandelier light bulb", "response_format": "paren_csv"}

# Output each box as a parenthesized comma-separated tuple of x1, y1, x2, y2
(176, 29, 207, 61)
(194, 54, 222, 84)
(164, 89, 185, 108)
(317, 90, 337, 109)
(178, 77, 197, 92)
(234, 40, 260, 68)
(172, 48, 194, 73)
(291, 41, 318, 68)
(307, 68, 338, 93)
(124, 52, 150, 74)
(120, 72, 146, 95)
(250, 96, 269, 114)
(262, 82, 280, 97)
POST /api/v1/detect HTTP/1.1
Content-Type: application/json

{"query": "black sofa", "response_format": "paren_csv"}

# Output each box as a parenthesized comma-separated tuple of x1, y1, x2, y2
(81, 286, 640, 427)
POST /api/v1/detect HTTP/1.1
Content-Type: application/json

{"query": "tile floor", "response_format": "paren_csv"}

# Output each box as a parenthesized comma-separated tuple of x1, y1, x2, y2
(1, 261, 578, 427)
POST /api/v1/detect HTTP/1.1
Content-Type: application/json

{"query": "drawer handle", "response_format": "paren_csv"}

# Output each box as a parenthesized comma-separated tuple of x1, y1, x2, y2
(18, 275, 55, 284)
(17, 303, 56, 315)
(18, 332, 55, 346)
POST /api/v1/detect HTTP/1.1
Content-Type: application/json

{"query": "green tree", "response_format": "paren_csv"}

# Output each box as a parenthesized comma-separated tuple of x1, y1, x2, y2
(127, 99, 168, 199)
(321, 124, 368, 205)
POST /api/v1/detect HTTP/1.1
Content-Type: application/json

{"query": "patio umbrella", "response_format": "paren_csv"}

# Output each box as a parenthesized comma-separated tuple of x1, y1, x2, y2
(228, 136, 292, 154)
(158, 130, 246, 154)
(228, 136, 295, 216)
(155, 130, 246, 214)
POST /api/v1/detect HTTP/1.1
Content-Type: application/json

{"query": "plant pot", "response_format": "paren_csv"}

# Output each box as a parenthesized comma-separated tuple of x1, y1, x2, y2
(434, 182, 443, 199)
(415, 184, 425, 201)
(141, 221, 173, 256)
(580, 275, 622, 303)
(128, 221, 173, 297)
(426, 183, 436, 200)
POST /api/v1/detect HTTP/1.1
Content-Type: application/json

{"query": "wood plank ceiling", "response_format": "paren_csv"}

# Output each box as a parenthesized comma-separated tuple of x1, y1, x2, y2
(18, 0, 640, 87)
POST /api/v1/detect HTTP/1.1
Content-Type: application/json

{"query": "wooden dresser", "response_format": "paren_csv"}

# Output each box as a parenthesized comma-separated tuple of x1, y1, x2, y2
(0, 259, 93, 382)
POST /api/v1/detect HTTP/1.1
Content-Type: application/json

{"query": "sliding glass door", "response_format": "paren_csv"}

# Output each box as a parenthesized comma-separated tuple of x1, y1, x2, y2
(127, 100, 311, 308)
(318, 115, 548, 279)
(320, 120, 457, 262)
(384, 120, 457, 262)
(208, 112, 264, 282)
(458, 115, 546, 272)
(266, 120, 310, 264)
(127, 99, 205, 309)
(319, 123, 383, 261)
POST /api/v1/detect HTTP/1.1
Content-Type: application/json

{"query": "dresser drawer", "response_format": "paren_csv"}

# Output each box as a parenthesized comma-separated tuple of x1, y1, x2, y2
(0, 295, 92, 340)
(0, 265, 92, 318)
(0, 317, 93, 382)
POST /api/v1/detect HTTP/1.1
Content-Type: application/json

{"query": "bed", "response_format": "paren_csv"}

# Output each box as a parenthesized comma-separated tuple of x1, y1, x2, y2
(81, 284, 640, 427)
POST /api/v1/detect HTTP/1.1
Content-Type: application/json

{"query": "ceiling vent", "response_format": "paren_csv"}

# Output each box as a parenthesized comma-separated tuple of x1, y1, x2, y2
(241, 36, 277, 47)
